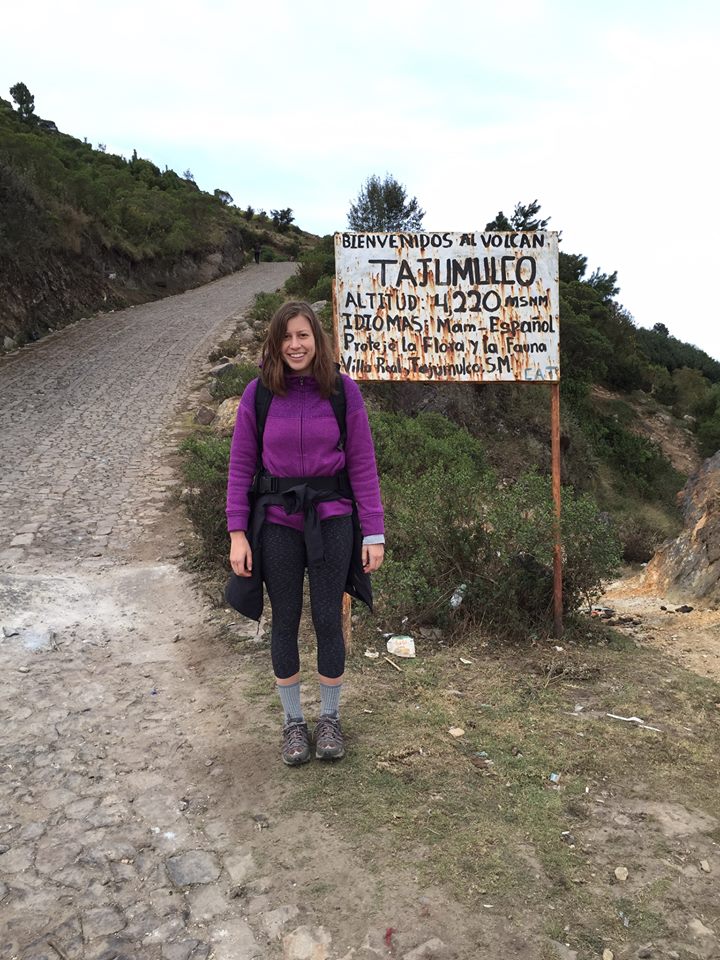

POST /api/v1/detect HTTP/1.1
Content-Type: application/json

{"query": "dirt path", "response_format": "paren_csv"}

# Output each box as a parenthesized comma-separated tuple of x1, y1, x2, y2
(0, 268, 502, 960)
(602, 575, 720, 683)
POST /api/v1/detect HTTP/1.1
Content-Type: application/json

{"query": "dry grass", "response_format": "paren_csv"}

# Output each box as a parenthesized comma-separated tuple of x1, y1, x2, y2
(236, 618, 720, 953)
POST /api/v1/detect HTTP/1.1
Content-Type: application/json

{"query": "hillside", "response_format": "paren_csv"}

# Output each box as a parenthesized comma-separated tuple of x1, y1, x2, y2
(0, 92, 317, 348)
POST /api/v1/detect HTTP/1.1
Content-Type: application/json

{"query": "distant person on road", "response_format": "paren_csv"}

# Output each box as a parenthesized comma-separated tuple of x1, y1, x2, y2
(253, 242, 261, 264)
(225, 301, 384, 765)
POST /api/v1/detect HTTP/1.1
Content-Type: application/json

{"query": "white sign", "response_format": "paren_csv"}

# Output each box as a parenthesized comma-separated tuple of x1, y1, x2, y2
(334, 231, 559, 382)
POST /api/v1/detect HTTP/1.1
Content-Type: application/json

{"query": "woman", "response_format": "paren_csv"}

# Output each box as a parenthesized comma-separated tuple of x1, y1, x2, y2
(226, 301, 384, 766)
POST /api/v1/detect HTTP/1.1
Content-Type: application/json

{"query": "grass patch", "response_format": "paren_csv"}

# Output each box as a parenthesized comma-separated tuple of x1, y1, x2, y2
(255, 621, 720, 948)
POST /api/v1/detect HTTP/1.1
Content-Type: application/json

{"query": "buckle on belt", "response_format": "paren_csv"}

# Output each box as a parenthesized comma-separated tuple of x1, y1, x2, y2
(266, 475, 278, 494)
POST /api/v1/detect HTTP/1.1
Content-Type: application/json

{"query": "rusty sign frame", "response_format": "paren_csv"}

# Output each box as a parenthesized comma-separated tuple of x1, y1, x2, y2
(334, 230, 563, 638)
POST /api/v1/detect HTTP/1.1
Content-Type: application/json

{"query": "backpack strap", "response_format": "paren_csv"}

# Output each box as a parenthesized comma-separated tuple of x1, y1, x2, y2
(330, 372, 347, 451)
(254, 378, 273, 471)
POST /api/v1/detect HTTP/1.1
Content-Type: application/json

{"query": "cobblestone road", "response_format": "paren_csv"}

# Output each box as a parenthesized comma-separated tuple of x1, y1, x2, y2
(0, 266, 492, 960)
(0, 263, 295, 572)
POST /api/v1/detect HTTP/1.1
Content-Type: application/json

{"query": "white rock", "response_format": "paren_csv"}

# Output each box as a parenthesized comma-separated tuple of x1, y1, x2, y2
(688, 918, 716, 940)
(215, 397, 242, 432)
(224, 850, 255, 885)
(260, 904, 300, 939)
(211, 919, 260, 959)
(614, 866, 629, 881)
(386, 635, 415, 658)
(283, 924, 332, 960)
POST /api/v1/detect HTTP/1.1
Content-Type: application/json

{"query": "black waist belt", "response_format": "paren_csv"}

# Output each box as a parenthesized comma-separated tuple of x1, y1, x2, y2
(254, 472, 350, 496)
(250, 471, 353, 564)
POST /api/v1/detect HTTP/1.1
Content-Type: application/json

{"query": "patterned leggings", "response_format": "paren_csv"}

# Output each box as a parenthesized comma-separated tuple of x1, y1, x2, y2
(261, 516, 353, 680)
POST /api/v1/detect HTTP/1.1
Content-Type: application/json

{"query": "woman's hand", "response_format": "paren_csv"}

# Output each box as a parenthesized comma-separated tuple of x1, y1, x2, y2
(230, 531, 253, 577)
(362, 543, 384, 573)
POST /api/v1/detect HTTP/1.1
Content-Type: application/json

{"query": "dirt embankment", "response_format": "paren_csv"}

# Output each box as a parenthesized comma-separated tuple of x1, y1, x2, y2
(0, 232, 247, 350)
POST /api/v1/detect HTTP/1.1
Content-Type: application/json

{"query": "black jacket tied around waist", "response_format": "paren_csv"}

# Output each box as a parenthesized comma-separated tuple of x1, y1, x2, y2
(224, 471, 373, 621)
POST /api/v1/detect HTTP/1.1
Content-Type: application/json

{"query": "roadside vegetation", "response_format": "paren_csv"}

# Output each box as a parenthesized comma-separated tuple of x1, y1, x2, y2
(176, 182, 720, 955)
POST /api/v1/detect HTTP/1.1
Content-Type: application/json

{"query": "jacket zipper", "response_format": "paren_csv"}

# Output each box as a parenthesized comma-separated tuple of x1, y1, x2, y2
(299, 377, 305, 474)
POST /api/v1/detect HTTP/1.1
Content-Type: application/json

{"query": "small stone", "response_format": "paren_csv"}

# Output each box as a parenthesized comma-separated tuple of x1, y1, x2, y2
(224, 850, 254, 885)
(187, 883, 230, 921)
(700, 859, 711, 873)
(602, 950, 614, 960)
(82, 906, 126, 939)
(143, 915, 187, 944)
(614, 866, 629, 881)
(1, 844, 34, 873)
(548, 943, 577, 960)
(283, 925, 332, 960)
(195, 406, 216, 426)
(403, 938, 449, 960)
(209, 360, 236, 377)
(688, 918, 715, 940)
(166, 850, 222, 886)
(11, 533, 34, 546)
(260, 905, 300, 939)
(162, 942, 206, 960)
(210, 919, 259, 959)
(448, 727, 465, 738)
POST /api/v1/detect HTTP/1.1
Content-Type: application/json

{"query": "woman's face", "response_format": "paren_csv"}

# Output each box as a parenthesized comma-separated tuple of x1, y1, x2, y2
(282, 314, 316, 375)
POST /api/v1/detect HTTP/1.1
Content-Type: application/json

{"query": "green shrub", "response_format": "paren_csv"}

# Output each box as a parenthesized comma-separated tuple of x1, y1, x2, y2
(696, 414, 720, 458)
(180, 434, 231, 570)
(208, 337, 245, 362)
(247, 290, 283, 326)
(284, 235, 334, 300)
(210, 361, 259, 402)
(369, 412, 620, 635)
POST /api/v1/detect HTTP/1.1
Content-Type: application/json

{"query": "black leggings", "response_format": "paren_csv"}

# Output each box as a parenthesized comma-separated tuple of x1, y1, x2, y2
(261, 516, 353, 680)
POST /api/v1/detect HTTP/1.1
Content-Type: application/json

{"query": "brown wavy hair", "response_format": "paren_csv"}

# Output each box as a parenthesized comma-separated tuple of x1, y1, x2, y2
(260, 301, 336, 397)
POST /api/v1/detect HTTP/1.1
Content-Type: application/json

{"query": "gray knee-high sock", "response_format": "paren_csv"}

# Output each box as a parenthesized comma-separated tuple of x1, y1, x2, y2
(319, 681, 342, 718)
(277, 681, 304, 723)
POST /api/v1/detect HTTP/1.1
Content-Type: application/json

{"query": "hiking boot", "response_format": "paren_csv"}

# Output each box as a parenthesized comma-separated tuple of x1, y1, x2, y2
(282, 721, 311, 766)
(314, 714, 345, 760)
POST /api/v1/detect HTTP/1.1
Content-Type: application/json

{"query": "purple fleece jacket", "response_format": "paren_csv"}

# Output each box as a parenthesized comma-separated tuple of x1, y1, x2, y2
(226, 373, 384, 538)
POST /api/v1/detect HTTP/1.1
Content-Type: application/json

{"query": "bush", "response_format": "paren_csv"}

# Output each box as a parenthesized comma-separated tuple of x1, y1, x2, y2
(284, 235, 334, 300)
(247, 290, 283, 326)
(210, 361, 259, 402)
(696, 413, 720, 458)
(208, 337, 245, 363)
(618, 516, 664, 563)
(180, 434, 231, 571)
(370, 412, 620, 635)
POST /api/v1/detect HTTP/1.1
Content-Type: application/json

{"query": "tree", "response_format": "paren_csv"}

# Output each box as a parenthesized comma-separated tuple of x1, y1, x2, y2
(348, 174, 424, 231)
(270, 207, 294, 230)
(214, 189, 233, 206)
(486, 199, 550, 232)
(653, 322, 670, 337)
(9, 82, 35, 122)
(183, 169, 195, 182)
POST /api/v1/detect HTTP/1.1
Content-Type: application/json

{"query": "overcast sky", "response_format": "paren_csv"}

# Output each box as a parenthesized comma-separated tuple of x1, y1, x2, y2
(3, 0, 719, 360)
